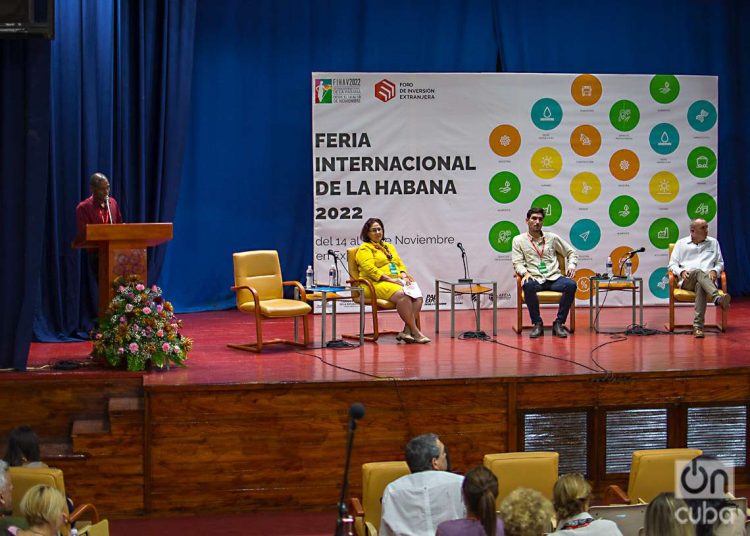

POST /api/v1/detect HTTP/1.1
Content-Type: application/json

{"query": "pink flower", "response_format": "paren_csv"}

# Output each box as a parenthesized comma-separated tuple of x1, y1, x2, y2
(143, 307, 152, 314)
(161, 343, 170, 352)
(152, 285, 158, 292)
(156, 329, 164, 337)
(173, 345, 180, 353)
(156, 304, 163, 313)
(118, 285, 126, 293)
(128, 342, 139, 352)
(120, 316, 127, 323)
(95, 333, 102, 339)
(125, 304, 134, 312)
(136, 284, 145, 291)
(117, 347, 125, 354)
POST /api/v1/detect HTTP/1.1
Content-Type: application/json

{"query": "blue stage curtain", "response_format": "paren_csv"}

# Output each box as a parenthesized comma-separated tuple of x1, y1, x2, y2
(492, 0, 750, 294)
(0, 40, 50, 369)
(33, 0, 197, 341)
(157, 0, 498, 311)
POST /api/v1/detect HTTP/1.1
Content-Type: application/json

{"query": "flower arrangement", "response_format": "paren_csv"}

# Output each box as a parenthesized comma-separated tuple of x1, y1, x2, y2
(92, 275, 192, 371)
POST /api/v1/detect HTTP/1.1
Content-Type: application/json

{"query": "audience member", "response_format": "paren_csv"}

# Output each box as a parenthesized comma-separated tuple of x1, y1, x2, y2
(9, 484, 66, 536)
(437, 465, 505, 536)
(498, 487, 554, 536)
(3, 428, 46, 468)
(0, 461, 29, 532)
(550, 473, 622, 535)
(380, 433, 464, 536)
(643, 492, 694, 536)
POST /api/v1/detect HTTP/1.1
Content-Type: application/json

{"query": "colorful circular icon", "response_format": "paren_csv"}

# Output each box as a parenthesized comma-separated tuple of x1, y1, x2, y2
(531, 98, 563, 130)
(531, 147, 563, 179)
(530, 194, 562, 226)
(569, 219, 601, 251)
(650, 75, 680, 104)
(648, 217, 679, 250)
(488, 221, 520, 253)
(687, 146, 717, 178)
(609, 245, 641, 277)
(608, 149, 640, 181)
(570, 125, 602, 157)
(489, 171, 521, 204)
(649, 171, 679, 203)
(649, 123, 680, 155)
(489, 124, 521, 157)
(687, 100, 717, 132)
(574, 268, 596, 300)
(571, 74, 602, 106)
(649, 267, 671, 300)
(609, 195, 640, 227)
(609, 100, 640, 132)
(570, 172, 601, 204)
(687, 193, 717, 222)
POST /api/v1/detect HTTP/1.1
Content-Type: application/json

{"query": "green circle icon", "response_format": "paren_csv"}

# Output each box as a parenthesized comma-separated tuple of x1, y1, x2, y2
(531, 195, 562, 226)
(489, 171, 521, 204)
(489, 221, 520, 253)
(687, 100, 717, 131)
(609, 100, 640, 132)
(609, 195, 640, 227)
(687, 147, 717, 178)
(531, 98, 563, 130)
(648, 218, 679, 250)
(687, 193, 717, 222)
(650, 75, 680, 104)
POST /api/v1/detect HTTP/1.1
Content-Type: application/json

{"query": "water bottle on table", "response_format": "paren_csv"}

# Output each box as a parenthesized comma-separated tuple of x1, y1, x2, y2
(305, 265, 314, 288)
(329, 264, 337, 287)
(625, 258, 632, 279)
(605, 256, 612, 278)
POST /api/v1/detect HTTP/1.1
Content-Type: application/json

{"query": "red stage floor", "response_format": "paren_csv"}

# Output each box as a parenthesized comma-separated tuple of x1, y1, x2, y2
(27, 298, 750, 385)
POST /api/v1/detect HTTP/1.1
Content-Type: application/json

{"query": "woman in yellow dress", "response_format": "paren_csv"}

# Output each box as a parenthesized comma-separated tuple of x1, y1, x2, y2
(355, 218, 430, 344)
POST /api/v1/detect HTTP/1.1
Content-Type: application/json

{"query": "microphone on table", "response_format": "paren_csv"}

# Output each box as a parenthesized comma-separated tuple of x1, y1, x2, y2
(457, 242, 472, 283)
(616, 247, 645, 277)
(627, 247, 646, 256)
(335, 403, 366, 536)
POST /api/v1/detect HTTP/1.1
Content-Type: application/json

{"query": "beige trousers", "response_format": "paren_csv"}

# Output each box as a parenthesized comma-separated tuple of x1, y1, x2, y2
(681, 270, 720, 329)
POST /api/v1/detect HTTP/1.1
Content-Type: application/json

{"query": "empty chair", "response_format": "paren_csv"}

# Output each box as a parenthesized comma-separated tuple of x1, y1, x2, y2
(483, 451, 559, 506)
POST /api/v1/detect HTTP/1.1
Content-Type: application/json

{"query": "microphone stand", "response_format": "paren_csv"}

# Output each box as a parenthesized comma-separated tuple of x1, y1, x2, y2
(105, 196, 114, 224)
(458, 248, 472, 284)
(335, 409, 361, 536)
(456, 246, 485, 339)
(327, 251, 351, 348)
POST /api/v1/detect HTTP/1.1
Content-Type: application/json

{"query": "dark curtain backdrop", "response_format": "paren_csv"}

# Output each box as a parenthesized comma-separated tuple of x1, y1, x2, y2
(32, 0, 197, 341)
(492, 0, 750, 294)
(0, 40, 50, 370)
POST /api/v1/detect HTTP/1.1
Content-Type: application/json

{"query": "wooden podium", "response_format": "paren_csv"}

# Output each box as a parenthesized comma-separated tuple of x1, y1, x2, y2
(76, 223, 173, 318)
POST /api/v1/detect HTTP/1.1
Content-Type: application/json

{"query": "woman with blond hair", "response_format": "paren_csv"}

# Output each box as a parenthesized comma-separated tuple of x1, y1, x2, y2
(5, 484, 66, 536)
(643, 492, 695, 536)
(550, 473, 621, 535)
(498, 487, 554, 536)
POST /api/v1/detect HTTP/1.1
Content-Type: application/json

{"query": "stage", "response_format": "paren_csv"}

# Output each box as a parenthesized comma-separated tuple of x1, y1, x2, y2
(4, 301, 750, 519)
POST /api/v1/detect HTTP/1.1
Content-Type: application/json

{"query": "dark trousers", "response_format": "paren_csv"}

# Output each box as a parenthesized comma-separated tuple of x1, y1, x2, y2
(523, 276, 577, 325)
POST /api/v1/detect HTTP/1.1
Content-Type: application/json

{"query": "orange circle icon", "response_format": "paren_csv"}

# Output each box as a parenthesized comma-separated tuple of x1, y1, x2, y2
(609, 246, 641, 277)
(570, 125, 602, 157)
(574, 268, 596, 301)
(571, 74, 603, 106)
(609, 149, 640, 181)
(489, 124, 521, 157)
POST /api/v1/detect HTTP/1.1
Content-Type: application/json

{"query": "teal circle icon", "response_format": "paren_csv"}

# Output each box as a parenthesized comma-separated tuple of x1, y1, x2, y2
(531, 98, 563, 130)
(687, 146, 717, 178)
(649, 267, 671, 300)
(489, 171, 521, 204)
(489, 221, 520, 253)
(687, 193, 717, 222)
(650, 75, 680, 104)
(531, 194, 562, 226)
(569, 219, 601, 251)
(649, 123, 680, 155)
(687, 100, 717, 132)
(648, 218, 679, 250)
(608, 195, 640, 227)
(609, 100, 640, 132)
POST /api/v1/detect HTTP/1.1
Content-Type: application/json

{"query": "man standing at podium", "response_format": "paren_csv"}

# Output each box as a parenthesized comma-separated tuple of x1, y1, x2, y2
(74, 172, 122, 246)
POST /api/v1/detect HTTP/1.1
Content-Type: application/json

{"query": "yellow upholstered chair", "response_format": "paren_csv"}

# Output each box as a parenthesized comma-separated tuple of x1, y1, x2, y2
(228, 250, 311, 352)
(350, 461, 410, 536)
(666, 243, 728, 332)
(604, 448, 702, 504)
(483, 451, 559, 506)
(514, 253, 576, 333)
(343, 247, 419, 342)
(9, 466, 100, 536)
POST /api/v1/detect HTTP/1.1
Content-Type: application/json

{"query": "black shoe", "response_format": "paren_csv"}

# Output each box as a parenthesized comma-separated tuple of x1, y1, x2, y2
(530, 323, 544, 338)
(552, 321, 569, 338)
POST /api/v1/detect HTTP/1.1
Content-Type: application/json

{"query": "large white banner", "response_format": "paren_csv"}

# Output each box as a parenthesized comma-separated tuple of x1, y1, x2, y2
(312, 73, 718, 311)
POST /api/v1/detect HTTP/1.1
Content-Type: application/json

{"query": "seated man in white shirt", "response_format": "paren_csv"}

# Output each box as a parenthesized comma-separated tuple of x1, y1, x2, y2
(380, 433, 464, 536)
(668, 218, 731, 338)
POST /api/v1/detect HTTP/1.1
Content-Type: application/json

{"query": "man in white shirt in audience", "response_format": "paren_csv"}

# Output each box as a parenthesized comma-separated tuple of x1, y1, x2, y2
(668, 218, 730, 338)
(380, 433, 464, 536)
